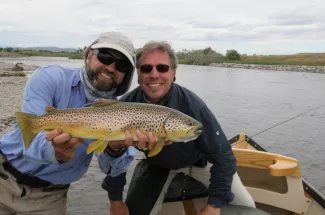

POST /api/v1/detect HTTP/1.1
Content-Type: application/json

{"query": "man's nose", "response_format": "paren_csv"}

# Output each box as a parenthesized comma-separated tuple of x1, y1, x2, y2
(149, 66, 160, 77)
(103, 62, 117, 72)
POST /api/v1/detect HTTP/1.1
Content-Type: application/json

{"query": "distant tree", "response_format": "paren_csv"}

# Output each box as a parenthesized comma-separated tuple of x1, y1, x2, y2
(203, 47, 212, 55)
(181, 49, 189, 53)
(0, 47, 3, 51)
(226, 49, 241, 60)
(176, 47, 225, 66)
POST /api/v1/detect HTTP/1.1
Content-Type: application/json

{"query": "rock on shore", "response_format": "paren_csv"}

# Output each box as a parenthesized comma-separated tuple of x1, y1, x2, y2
(210, 63, 325, 73)
(0, 62, 39, 75)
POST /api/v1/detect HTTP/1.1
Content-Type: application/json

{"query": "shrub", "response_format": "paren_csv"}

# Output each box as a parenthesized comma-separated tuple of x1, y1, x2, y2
(226, 49, 241, 60)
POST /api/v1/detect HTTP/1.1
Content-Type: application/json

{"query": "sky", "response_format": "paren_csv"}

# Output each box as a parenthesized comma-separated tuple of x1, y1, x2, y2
(0, 0, 324, 55)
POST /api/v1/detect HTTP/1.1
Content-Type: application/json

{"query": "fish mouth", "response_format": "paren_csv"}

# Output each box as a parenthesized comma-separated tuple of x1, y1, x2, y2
(186, 126, 203, 137)
(193, 129, 202, 136)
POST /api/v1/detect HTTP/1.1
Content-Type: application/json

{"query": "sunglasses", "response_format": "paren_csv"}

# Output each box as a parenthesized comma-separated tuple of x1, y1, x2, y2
(92, 49, 133, 73)
(139, 64, 170, 73)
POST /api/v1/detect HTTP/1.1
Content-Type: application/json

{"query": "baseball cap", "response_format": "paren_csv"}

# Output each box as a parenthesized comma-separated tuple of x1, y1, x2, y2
(89, 32, 136, 67)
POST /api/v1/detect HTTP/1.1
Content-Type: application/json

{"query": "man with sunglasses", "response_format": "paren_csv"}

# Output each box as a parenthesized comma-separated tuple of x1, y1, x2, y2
(102, 41, 257, 215)
(0, 32, 157, 215)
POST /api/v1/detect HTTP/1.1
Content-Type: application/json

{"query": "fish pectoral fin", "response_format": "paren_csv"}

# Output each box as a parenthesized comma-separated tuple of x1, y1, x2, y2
(95, 142, 109, 154)
(42, 129, 52, 133)
(86, 138, 105, 154)
(92, 99, 119, 108)
(148, 137, 165, 157)
(45, 106, 56, 112)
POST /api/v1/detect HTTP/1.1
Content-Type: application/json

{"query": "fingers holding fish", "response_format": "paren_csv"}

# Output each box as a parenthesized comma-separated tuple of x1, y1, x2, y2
(106, 130, 134, 152)
(146, 132, 156, 150)
(52, 133, 72, 145)
(53, 137, 84, 162)
(45, 128, 62, 142)
(108, 130, 148, 150)
(46, 129, 84, 162)
(124, 130, 134, 147)
(134, 130, 147, 149)
(132, 131, 170, 150)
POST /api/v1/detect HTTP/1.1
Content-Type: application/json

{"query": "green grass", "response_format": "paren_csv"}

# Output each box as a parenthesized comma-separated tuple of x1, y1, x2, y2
(235, 53, 325, 66)
(0, 50, 83, 59)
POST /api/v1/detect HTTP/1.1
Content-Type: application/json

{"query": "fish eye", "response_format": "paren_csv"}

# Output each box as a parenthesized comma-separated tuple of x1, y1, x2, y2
(189, 122, 193, 126)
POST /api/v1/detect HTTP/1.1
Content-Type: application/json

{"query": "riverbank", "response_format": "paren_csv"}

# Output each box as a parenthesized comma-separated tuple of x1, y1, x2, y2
(0, 62, 38, 132)
(210, 63, 325, 73)
(0, 76, 26, 132)
(0, 62, 39, 77)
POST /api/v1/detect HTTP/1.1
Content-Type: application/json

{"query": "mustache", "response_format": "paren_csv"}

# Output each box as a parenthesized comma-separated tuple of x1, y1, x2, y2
(95, 69, 117, 81)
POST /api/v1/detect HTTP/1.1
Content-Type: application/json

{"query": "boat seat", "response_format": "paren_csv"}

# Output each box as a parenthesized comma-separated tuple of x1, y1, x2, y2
(163, 173, 270, 214)
(163, 172, 208, 203)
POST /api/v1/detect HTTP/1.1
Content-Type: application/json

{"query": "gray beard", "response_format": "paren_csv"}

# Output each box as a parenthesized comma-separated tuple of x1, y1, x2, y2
(80, 66, 116, 102)
(86, 64, 119, 91)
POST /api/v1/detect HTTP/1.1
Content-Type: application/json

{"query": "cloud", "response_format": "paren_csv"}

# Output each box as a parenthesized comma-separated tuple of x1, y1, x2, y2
(0, 0, 324, 54)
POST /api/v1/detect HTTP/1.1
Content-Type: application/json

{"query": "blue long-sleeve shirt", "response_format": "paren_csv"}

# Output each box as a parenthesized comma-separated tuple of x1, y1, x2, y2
(0, 65, 135, 184)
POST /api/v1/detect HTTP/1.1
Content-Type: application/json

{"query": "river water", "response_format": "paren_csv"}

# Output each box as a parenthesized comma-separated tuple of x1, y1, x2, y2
(1, 57, 324, 214)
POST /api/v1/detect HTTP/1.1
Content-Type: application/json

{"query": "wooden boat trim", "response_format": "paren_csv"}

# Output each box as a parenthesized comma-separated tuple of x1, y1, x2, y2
(230, 133, 325, 211)
(232, 148, 301, 178)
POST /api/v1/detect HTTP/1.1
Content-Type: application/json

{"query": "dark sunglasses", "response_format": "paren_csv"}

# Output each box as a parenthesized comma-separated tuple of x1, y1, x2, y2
(92, 49, 133, 73)
(139, 64, 170, 73)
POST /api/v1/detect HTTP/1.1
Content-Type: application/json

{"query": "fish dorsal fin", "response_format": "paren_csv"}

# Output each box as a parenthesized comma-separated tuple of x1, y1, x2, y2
(92, 99, 119, 108)
(45, 106, 56, 112)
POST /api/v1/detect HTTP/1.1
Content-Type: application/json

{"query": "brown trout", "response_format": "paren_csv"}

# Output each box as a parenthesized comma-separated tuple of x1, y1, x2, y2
(15, 99, 202, 157)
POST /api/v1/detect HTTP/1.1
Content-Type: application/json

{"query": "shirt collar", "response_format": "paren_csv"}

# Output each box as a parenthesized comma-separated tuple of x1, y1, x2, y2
(140, 83, 178, 109)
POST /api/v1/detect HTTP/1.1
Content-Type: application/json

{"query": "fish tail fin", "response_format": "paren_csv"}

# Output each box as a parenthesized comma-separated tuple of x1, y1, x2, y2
(15, 112, 38, 149)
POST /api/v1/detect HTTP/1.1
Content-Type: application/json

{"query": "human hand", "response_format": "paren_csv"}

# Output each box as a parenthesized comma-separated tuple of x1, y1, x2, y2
(199, 204, 220, 215)
(45, 128, 84, 162)
(110, 200, 129, 215)
(108, 130, 172, 151)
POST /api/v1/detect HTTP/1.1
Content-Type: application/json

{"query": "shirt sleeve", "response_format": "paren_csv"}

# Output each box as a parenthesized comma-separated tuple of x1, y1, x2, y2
(97, 147, 135, 177)
(21, 68, 61, 164)
(196, 105, 236, 208)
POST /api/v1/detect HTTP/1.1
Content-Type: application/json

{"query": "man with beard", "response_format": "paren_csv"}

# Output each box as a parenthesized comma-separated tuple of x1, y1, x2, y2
(102, 41, 258, 215)
(0, 32, 157, 215)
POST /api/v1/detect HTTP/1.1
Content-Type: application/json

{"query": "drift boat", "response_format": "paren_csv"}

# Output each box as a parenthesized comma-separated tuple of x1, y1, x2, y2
(160, 132, 325, 215)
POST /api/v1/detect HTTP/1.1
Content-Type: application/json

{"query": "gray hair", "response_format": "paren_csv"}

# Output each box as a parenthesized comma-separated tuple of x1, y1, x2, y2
(136, 41, 178, 70)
